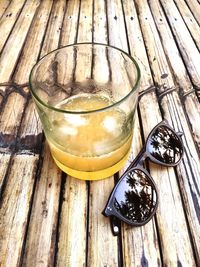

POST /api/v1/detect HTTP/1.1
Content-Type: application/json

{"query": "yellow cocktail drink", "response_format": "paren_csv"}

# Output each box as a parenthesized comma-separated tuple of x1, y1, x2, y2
(29, 43, 140, 180)
(46, 94, 133, 180)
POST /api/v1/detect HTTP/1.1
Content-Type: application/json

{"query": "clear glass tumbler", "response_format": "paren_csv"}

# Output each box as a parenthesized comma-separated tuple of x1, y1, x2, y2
(29, 43, 140, 180)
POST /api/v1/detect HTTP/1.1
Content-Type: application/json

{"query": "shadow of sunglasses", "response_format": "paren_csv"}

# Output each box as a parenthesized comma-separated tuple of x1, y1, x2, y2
(102, 120, 184, 235)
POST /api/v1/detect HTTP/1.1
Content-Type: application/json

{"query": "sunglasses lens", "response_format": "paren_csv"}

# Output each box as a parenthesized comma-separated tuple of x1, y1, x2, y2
(148, 125, 183, 164)
(113, 169, 157, 224)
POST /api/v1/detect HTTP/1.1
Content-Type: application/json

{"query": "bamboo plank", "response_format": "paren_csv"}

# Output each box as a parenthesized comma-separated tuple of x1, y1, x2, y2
(88, 180, 118, 267)
(18, 98, 43, 151)
(93, 0, 108, 44)
(159, 0, 200, 99)
(0, 91, 26, 147)
(107, 0, 128, 51)
(47, 0, 80, 88)
(136, 0, 200, 265)
(19, 1, 67, 266)
(149, 0, 200, 151)
(0, 0, 53, 153)
(0, 0, 26, 53)
(121, 1, 153, 88)
(107, 0, 162, 266)
(0, 0, 53, 208)
(121, 0, 198, 266)
(17, 0, 63, 149)
(54, 1, 88, 266)
(13, 0, 54, 84)
(22, 143, 62, 267)
(0, 154, 38, 267)
(122, 2, 164, 265)
(108, 1, 162, 266)
(185, 0, 200, 24)
(0, 153, 10, 195)
(0, 0, 11, 19)
(87, 1, 118, 266)
(92, 0, 109, 84)
(0, 0, 40, 82)
(77, 0, 93, 43)
(56, 177, 87, 267)
(40, 0, 66, 58)
(60, 0, 80, 46)
(122, 115, 162, 267)
(174, 0, 200, 50)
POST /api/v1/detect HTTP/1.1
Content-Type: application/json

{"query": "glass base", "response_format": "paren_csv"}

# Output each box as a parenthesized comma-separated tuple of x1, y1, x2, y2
(52, 151, 130, 180)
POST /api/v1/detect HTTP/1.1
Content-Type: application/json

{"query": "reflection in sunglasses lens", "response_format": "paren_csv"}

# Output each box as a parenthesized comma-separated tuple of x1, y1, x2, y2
(113, 169, 157, 223)
(148, 126, 183, 164)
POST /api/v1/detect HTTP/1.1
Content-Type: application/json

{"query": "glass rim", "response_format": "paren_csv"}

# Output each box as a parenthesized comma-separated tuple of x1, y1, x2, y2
(29, 42, 141, 114)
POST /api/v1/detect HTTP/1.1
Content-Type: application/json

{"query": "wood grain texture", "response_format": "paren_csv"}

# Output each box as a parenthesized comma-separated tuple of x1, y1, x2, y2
(93, 0, 108, 44)
(19, 1, 66, 267)
(40, 0, 66, 57)
(56, 177, 87, 267)
(87, 1, 119, 266)
(121, 2, 162, 266)
(0, 0, 11, 19)
(149, 0, 200, 150)
(185, 0, 200, 24)
(159, 0, 200, 99)
(0, 0, 26, 52)
(55, 1, 89, 266)
(107, 0, 128, 51)
(174, 0, 200, 50)
(88, 179, 119, 267)
(0, 0, 53, 152)
(22, 142, 62, 267)
(14, 0, 54, 84)
(0, 153, 11, 195)
(0, 91, 26, 148)
(0, 154, 38, 267)
(60, 0, 80, 46)
(18, 98, 43, 151)
(122, 116, 162, 267)
(0, 0, 40, 82)
(122, 0, 153, 88)
(0, 1, 199, 266)
(16, 0, 63, 152)
(136, 0, 200, 265)
(107, 0, 162, 266)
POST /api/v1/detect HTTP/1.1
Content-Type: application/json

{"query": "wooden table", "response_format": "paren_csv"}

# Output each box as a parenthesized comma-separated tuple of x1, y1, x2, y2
(0, 0, 200, 266)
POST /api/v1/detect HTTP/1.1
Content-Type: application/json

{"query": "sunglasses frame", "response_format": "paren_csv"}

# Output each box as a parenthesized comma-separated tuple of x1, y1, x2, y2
(103, 120, 184, 229)
(143, 120, 184, 167)
(103, 164, 159, 227)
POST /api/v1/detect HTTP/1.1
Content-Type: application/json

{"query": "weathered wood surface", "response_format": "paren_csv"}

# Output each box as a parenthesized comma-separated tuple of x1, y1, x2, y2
(159, 0, 200, 100)
(0, 0, 11, 19)
(136, 1, 200, 264)
(0, 0, 200, 267)
(87, 1, 119, 266)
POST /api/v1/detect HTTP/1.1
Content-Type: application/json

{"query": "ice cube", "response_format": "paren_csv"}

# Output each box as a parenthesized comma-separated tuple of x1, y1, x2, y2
(58, 125, 78, 136)
(53, 119, 78, 136)
(64, 114, 87, 127)
(102, 116, 122, 137)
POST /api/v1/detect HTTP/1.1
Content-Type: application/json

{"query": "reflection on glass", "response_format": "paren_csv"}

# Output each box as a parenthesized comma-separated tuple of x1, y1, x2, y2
(148, 126, 183, 164)
(113, 169, 157, 223)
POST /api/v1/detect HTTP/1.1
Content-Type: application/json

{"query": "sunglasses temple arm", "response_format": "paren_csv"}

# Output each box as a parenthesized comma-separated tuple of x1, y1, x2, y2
(110, 216, 121, 236)
(126, 148, 146, 172)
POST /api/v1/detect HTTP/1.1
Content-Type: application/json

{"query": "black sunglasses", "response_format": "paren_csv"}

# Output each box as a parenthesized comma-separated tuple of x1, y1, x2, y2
(103, 120, 184, 235)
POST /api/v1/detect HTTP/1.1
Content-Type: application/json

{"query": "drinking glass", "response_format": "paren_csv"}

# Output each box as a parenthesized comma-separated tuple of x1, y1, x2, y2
(29, 43, 140, 180)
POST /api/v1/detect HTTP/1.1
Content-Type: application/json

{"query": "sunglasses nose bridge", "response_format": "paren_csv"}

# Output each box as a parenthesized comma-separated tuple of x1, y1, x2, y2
(137, 152, 148, 166)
